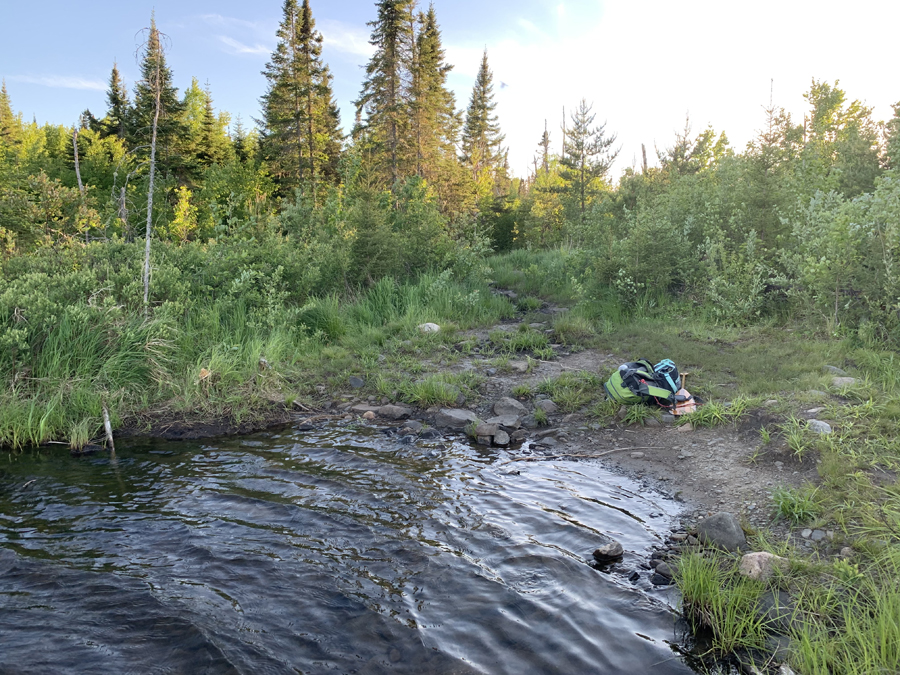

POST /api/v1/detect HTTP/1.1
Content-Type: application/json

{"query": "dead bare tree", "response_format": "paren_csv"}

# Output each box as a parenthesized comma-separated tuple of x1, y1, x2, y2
(73, 125, 87, 242)
(142, 37, 162, 315)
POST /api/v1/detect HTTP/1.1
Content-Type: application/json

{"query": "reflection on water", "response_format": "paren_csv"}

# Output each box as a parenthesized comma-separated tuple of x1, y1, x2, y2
(0, 423, 697, 674)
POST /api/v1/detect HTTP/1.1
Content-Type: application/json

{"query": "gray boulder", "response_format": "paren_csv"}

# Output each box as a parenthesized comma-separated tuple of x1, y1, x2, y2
(832, 376, 858, 388)
(493, 397, 527, 417)
(520, 415, 539, 429)
(434, 408, 479, 429)
(535, 399, 559, 414)
(508, 360, 529, 374)
(378, 405, 412, 420)
(349, 376, 365, 389)
(808, 419, 832, 435)
(739, 552, 788, 581)
(696, 512, 747, 552)
(486, 415, 521, 429)
(494, 430, 511, 446)
(823, 365, 848, 376)
(474, 423, 499, 437)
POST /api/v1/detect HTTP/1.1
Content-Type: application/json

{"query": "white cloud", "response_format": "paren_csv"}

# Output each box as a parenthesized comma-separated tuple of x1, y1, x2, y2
(319, 19, 374, 58)
(443, 0, 900, 178)
(218, 36, 271, 56)
(9, 75, 106, 91)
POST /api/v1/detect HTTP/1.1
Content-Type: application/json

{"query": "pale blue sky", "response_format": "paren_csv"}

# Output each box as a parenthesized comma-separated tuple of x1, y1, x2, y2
(2, 0, 898, 176)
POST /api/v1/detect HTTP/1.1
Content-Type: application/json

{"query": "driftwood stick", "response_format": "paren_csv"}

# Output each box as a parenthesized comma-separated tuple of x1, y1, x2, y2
(102, 406, 116, 457)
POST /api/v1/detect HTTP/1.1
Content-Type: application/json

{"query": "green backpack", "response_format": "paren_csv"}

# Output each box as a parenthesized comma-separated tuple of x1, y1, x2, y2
(604, 359, 679, 406)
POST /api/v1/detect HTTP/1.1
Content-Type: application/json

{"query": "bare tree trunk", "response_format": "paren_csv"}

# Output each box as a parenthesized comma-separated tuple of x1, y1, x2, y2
(73, 128, 87, 242)
(118, 186, 130, 239)
(143, 63, 161, 316)
(73, 129, 85, 197)
(641, 143, 648, 175)
(102, 405, 116, 458)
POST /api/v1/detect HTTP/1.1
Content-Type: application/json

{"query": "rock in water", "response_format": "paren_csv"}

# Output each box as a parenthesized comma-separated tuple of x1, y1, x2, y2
(696, 512, 747, 552)
(433, 408, 478, 429)
(592, 541, 625, 563)
(654, 561, 674, 579)
(493, 397, 527, 417)
(475, 423, 499, 437)
(494, 430, 510, 446)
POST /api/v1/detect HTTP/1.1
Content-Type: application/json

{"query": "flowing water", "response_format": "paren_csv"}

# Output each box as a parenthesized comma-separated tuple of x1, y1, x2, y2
(0, 423, 701, 674)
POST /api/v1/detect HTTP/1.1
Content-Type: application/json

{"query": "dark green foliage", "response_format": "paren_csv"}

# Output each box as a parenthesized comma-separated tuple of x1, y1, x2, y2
(461, 50, 505, 197)
(354, 0, 416, 187)
(559, 99, 618, 221)
(103, 63, 129, 140)
(259, 0, 343, 199)
(885, 101, 900, 171)
(128, 15, 186, 175)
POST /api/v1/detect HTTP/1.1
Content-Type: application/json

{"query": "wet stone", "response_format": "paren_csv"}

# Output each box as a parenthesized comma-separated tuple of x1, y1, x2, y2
(654, 562, 673, 579)
(650, 573, 673, 586)
(593, 541, 625, 563)
(494, 430, 511, 447)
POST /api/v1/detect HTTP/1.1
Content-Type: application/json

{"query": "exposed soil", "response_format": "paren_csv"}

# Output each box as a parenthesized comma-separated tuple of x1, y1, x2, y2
(112, 300, 826, 549)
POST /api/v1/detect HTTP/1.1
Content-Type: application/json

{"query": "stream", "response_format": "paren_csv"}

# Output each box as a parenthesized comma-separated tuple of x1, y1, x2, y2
(0, 422, 702, 674)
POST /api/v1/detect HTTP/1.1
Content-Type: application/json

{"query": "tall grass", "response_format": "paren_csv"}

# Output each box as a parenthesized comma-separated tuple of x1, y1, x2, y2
(0, 264, 513, 449)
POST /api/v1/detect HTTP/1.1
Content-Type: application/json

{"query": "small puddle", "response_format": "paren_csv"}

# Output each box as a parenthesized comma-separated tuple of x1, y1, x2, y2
(0, 422, 703, 674)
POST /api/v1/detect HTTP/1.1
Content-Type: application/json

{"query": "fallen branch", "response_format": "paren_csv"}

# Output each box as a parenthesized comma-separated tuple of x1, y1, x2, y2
(102, 405, 116, 457)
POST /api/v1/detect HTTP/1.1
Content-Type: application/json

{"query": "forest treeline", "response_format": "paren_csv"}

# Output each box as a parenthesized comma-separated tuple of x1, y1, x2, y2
(2, 0, 900, 445)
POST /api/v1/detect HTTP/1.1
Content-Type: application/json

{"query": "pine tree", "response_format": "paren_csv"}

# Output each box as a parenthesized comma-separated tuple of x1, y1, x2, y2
(103, 63, 129, 140)
(461, 49, 505, 195)
(259, 0, 343, 198)
(354, 0, 416, 187)
(560, 99, 618, 221)
(887, 101, 900, 171)
(0, 80, 22, 150)
(410, 5, 457, 176)
(129, 15, 185, 172)
(538, 120, 550, 174)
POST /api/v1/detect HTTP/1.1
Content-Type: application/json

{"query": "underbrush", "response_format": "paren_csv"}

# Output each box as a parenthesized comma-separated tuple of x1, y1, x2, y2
(0, 242, 514, 449)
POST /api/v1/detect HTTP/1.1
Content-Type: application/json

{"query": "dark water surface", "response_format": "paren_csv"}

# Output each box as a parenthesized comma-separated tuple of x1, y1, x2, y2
(0, 424, 698, 674)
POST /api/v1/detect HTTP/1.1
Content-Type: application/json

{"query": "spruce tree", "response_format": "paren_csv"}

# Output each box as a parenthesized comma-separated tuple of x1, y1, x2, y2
(886, 102, 900, 171)
(259, 0, 343, 199)
(560, 99, 618, 221)
(354, 0, 416, 187)
(461, 50, 505, 195)
(410, 5, 457, 176)
(129, 15, 185, 172)
(0, 80, 22, 170)
(104, 63, 129, 140)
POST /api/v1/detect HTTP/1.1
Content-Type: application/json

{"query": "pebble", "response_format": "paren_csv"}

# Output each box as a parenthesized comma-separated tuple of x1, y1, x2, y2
(629, 452, 645, 459)
(801, 529, 813, 539)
